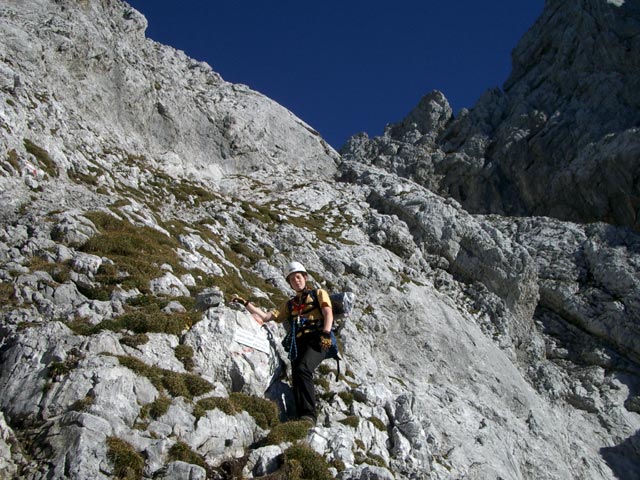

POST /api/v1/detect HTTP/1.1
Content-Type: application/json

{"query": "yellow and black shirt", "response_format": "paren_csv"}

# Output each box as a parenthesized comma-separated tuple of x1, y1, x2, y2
(272, 288, 332, 339)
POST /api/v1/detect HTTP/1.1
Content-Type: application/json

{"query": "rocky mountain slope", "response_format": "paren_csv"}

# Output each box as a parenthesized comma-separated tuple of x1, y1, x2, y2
(341, 0, 640, 231)
(0, 0, 639, 479)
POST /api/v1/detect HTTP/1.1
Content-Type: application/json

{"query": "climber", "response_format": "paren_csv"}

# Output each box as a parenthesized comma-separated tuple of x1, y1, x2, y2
(231, 261, 334, 425)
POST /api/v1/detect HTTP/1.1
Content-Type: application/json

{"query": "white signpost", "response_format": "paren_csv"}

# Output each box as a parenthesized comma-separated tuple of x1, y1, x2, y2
(232, 327, 271, 354)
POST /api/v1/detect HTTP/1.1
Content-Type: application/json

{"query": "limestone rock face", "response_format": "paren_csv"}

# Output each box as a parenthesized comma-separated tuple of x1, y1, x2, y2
(0, 0, 337, 205)
(0, 0, 639, 479)
(342, 0, 640, 231)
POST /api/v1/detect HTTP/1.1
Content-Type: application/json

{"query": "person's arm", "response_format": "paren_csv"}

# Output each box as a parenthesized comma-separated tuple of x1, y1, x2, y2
(321, 304, 334, 333)
(318, 291, 334, 352)
(230, 295, 274, 324)
(245, 301, 274, 325)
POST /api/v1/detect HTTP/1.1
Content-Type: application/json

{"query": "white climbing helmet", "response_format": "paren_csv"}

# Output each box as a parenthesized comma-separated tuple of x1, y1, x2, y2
(284, 261, 307, 280)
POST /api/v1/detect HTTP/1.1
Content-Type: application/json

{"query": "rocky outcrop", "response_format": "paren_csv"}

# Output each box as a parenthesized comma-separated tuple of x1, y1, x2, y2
(1, 0, 639, 479)
(341, 0, 640, 231)
(0, 0, 337, 212)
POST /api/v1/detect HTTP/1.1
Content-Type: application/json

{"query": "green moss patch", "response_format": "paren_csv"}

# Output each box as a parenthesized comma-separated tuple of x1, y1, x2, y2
(69, 395, 94, 412)
(119, 333, 149, 348)
(0, 282, 16, 307)
(194, 396, 236, 420)
(47, 348, 84, 380)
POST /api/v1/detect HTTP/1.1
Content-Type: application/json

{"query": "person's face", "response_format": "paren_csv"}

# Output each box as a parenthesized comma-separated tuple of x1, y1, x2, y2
(288, 272, 307, 292)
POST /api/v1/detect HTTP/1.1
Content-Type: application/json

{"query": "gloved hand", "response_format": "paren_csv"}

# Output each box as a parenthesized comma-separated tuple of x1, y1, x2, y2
(230, 294, 248, 306)
(319, 331, 332, 352)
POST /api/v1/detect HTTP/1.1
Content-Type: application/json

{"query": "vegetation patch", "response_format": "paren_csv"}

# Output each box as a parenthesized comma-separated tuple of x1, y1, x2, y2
(47, 348, 84, 380)
(314, 376, 330, 392)
(230, 241, 261, 263)
(24, 138, 59, 177)
(175, 344, 195, 371)
(68, 167, 99, 187)
(0, 282, 16, 307)
(106, 436, 145, 480)
(240, 200, 281, 226)
(117, 154, 219, 208)
(69, 300, 200, 337)
(264, 420, 310, 445)
(229, 392, 279, 430)
(282, 203, 356, 246)
(355, 452, 387, 468)
(337, 390, 354, 408)
(27, 257, 71, 284)
(168, 441, 209, 472)
(3, 149, 20, 175)
(192, 393, 279, 430)
(193, 396, 236, 420)
(339, 416, 360, 428)
(69, 395, 94, 412)
(119, 333, 149, 348)
(117, 355, 212, 400)
(79, 210, 184, 295)
(140, 395, 171, 420)
(368, 416, 387, 432)
(283, 444, 333, 480)
(212, 247, 285, 307)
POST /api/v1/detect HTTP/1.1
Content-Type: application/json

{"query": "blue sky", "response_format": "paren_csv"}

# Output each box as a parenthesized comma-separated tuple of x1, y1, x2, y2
(126, 1, 545, 149)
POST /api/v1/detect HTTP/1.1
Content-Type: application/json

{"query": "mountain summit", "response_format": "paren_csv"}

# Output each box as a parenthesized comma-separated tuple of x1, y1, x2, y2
(342, 0, 640, 230)
(1, 0, 639, 479)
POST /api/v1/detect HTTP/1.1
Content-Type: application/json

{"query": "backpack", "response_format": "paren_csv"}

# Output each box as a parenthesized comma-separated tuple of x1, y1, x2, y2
(282, 289, 355, 379)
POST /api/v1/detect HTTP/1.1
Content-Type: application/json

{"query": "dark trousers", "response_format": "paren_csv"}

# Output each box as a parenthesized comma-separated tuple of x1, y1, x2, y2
(291, 341, 326, 420)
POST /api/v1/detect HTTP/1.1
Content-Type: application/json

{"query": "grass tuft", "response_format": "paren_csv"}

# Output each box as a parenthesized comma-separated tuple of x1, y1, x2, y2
(264, 420, 310, 445)
(229, 392, 279, 430)
(175, 344, 194, 371)
(24, 138, 59, 177)
(283, 444, 333, 480)
(168, 441, 209, 472)
(339, 416, 360, 428)
(119, 333, 149, 348)
(79, 211, 184, 295)
(140, 395, 171, 420)
(106, 436, 145, 480)
(116, 355, 213, 400)
(368, 416, 387, 432)
(194, 396, 236, 419)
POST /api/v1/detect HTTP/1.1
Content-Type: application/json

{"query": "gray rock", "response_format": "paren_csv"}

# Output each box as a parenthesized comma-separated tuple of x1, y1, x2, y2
(156, 461, 206, 480)
(242, 445, 283, 477)
(51, 212, 99, 247)
(71, 252, 103, 276)
(0, 0, 639, 479)
(0, 412, 19, 479)
(148, 272, 191, 297)
(194, 288, 224, 311)
(339, 465, 396, 480)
